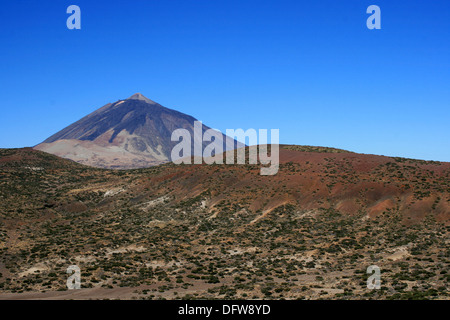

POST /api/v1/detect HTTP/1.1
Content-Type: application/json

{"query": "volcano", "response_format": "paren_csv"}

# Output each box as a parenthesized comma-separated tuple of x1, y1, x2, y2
(35, 93, 241, 169)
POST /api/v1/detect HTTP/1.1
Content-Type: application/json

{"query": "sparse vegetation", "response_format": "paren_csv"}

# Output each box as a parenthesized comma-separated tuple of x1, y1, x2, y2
(0, 147, 448, 300)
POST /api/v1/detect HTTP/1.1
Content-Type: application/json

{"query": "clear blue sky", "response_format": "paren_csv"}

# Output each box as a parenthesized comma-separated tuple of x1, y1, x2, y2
(0, 0, 449, 161)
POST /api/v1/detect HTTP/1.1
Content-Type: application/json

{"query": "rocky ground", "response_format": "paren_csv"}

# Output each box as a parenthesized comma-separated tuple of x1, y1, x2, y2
(0, 147, 448, 299)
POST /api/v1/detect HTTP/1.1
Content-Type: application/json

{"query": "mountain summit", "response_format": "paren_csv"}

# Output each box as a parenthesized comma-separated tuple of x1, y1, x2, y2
(127, 92, 156, 104)
(35, 94, 240, 169)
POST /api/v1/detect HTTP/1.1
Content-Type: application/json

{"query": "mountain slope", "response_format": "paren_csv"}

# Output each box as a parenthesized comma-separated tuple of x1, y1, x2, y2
(35, 93, 241, 169)
(0, 146, 449, 299)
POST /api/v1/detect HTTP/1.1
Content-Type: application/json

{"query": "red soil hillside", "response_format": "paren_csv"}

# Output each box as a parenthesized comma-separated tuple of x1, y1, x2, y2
(128, 145, 450, 225)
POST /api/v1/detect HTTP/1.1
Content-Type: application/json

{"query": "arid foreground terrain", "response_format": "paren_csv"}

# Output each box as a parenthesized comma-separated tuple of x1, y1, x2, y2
(0, 146, 448, 300)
